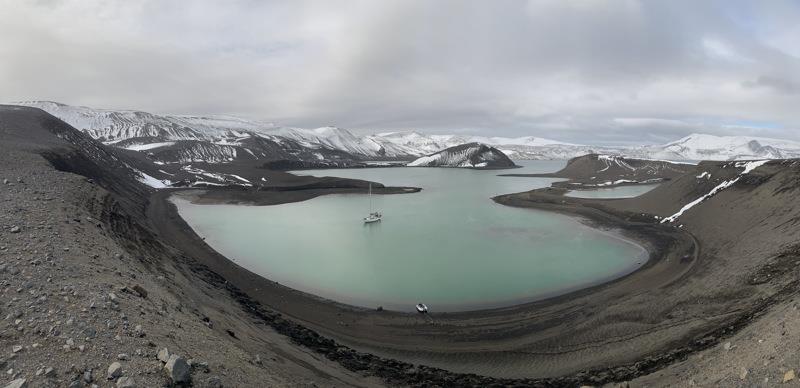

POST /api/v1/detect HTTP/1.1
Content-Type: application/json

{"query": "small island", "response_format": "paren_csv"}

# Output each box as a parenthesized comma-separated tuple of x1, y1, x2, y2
(407, 142, 518, 169)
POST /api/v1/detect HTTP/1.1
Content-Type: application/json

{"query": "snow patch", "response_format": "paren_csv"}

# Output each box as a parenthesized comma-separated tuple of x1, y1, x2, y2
(136, 172, 172, 189)
(662, 160, 768, 223)
(123, 142, 175, 151)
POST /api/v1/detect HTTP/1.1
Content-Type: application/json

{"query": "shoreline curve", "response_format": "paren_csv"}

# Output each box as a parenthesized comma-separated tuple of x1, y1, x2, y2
(147, 184, 701, 382)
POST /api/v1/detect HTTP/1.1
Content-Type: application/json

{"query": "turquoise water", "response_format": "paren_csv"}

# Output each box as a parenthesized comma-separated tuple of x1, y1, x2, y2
(565, 184, 660, 199)
(172, 161, 648, 312)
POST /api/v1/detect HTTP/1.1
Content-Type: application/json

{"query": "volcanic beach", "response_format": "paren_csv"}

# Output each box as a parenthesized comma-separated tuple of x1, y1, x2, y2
(3, 106, 800, 386)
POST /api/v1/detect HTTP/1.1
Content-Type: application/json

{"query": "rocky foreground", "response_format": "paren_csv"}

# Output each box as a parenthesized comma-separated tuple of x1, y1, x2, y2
(0, 106, 389, 387)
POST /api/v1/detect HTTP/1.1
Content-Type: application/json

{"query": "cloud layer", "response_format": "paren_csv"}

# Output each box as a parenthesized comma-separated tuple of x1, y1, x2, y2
(2, 0, 800, 143)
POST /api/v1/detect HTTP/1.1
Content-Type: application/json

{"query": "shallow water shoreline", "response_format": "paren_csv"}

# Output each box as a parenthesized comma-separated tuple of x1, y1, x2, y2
(169, 172, 651, 312)
(147, 175, 699, 381)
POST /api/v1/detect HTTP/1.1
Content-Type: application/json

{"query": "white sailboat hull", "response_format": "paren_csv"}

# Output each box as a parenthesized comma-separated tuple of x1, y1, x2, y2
(364, 213, 382, 223)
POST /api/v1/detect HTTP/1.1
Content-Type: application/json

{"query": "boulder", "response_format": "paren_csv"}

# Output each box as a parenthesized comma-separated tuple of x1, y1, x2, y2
(107, 362, 123, 380)
(165, 354, 191, 383)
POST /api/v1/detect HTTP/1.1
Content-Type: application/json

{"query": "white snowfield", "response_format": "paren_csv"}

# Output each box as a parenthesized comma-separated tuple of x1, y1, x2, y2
(135, 171, 172, 189)
(16, 101, 800, 162)
(661, 160, 769, 223)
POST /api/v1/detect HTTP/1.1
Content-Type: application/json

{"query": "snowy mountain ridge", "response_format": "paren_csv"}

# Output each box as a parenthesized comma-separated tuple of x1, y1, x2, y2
(14, 101, 800, 162)
(626, 133, 800, 161)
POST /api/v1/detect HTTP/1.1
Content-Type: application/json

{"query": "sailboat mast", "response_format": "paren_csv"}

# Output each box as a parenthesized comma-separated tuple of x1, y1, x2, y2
(369, 183, 372, 213)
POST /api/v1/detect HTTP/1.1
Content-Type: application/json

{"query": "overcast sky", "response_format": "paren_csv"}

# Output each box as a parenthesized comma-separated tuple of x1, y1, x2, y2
(2, 0, 800, 144)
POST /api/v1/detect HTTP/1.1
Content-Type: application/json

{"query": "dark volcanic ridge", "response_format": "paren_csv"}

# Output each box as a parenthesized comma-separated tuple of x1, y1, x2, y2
(502, 153, 695, 189)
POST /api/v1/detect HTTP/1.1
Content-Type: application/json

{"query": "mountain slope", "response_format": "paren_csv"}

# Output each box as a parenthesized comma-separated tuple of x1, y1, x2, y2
(407, 143, 517, 169)
(629, 133, 800, 161)
(16, 102, 800, 162)
(15, 101, 392, 163)
(504, 154, 696, 188)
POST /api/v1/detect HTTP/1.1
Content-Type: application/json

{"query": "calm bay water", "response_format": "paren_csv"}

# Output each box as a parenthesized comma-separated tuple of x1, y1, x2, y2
(565, 184, 660, 199)
(172, 161, 648, 312)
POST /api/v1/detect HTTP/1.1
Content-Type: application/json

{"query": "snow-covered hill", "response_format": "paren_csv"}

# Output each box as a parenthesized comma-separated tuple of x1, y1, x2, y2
(16, 101, 396, 163)
(15, 102, 800, 163)
(627, 134, 800, 161)
(365, 131, 590, 160)
(407, 143, 517, 168)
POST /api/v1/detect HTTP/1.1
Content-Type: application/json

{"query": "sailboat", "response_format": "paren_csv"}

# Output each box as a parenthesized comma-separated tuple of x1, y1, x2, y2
(363, 183, 382, 223)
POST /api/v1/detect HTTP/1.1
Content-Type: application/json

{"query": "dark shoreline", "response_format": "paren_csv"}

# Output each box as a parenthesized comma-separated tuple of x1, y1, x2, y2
(168, 188, 651, 313)
(176, 185, 421, 206)
(146, 179, 713, 384)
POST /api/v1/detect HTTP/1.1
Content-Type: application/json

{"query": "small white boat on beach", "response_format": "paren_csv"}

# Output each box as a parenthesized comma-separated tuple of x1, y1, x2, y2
(416, 303, 428, 314)
(364, 183, 382, 223)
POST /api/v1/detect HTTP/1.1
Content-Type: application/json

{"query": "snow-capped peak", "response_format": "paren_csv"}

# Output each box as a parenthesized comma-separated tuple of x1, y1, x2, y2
(14, 101, 800, 162)
(643, 133, 800, 161)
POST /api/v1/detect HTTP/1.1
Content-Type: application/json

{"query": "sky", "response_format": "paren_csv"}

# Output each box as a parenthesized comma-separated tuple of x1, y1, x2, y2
(2, 0, 800, 144)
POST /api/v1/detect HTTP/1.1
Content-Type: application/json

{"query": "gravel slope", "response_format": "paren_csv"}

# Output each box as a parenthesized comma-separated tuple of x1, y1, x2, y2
(0, 106, 385, 387)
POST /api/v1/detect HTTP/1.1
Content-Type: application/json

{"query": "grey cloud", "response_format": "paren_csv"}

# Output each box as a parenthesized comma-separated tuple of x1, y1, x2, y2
(743, 75, 800, 95)
(2, 0, 800, 144)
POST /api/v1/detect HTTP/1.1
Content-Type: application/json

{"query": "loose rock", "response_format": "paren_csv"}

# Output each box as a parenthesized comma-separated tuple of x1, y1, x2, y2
(107, 362, 123, 380)
(165, 354, 191, 383)
(132, 285, 147, 298)
(157, 348, 170, 363)
(3, 379, 27, 388)
(116, 376, 135, 387)
(784, 369, 795, 383)
(206, 376, 223, 388)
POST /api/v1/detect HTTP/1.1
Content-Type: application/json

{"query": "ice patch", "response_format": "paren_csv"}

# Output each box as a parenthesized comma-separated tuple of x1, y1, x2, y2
(191, 181, 228, 187)
(123, 142, 175, 151)
(228, 174, 251, 184)
(136, 172, 172, 189)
